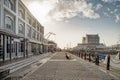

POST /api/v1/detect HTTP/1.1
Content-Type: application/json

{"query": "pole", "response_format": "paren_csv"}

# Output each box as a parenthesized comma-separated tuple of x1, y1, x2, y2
(89, 53, 91, 62)
(107, 55, 110, 70)
(95, 54, 99, 65)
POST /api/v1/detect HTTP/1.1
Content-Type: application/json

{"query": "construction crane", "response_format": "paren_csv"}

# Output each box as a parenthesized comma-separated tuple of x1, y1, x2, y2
(45, 32, 56, 40)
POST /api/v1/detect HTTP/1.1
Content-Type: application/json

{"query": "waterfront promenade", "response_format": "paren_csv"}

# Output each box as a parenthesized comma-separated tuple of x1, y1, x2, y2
(21, 52, 119, 80)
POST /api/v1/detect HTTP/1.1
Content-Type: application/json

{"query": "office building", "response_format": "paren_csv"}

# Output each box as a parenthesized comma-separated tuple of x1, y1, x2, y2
(82, 34, 100, 44)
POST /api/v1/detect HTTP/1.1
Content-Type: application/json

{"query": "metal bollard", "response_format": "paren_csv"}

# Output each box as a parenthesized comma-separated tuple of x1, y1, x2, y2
(119, 51, 120, 60)
(79, 52, 80, 57)
(95, 55, 99, 65)
(84, 53, 86, 60)
(81, 53, 83, 59)
(89, 53, 91, 62)
(106, 55, 110, 70)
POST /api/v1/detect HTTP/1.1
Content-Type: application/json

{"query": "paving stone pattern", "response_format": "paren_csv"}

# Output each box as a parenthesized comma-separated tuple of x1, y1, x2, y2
(23, 52, 118, 80)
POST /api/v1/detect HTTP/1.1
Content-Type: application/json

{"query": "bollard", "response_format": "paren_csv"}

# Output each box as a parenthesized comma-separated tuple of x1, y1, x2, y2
(106, 55, 110, 70)
(119, 51, 120, 60)
(79, 52, 80, 57)
(89, 53, 91, 62)
(84, 53, 86, 60)
(95, 55, 99, 65)
(81, 53, 83, 59)
(80, 52, 82, 58)
(92, 54, 95, 63)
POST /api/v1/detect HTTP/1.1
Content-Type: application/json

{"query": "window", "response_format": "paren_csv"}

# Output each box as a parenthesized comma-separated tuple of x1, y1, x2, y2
(37, 24, 40, 31)
(7, 36, 10, 53)
(0, 35, 3, 60)
(31, 43, 36, 53)
(32, 30, 36, 39)
(32, 19, 36, 28)
(27, 26, 31, 38)
(39, 35, 41, 41)
(18, 20, 24, 35)
(19, 24, 24, 34)
(19, 10, 24, 19)
(21, 41, 24, 52)
(40, 34, 43, 42)
(4, 0, 15, 11)
(37, 33, 39, 40)
(18, 4, 25, 19)
(27, 14, 31, 24)
(40, 27, 44, 34)
(5, 16, 14, 31)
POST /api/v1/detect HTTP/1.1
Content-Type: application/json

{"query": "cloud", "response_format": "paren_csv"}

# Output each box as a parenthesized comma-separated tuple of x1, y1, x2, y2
(22, 0, 100, 22)
(115, 15, 120, 22)
(102, 0, 120, 3)
(95, 4, 103, 10)
(48, 0, 100, 21)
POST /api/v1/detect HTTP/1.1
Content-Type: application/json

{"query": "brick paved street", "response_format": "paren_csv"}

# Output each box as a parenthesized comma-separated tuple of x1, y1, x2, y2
(22, 52, 119, 80)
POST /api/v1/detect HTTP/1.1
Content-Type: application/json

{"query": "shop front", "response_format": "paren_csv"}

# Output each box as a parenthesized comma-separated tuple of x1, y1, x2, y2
(0, 34, 25, 63)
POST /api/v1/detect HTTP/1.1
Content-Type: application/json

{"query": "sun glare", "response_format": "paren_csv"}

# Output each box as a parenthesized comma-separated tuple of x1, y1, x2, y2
(28, 1, 53, 25)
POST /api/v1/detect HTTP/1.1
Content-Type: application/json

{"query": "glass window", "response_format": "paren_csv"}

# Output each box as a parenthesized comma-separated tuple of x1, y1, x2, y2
(32, 19, 36, 28)
(40, 27, 44, 34)
(19, 10, 24, 18)
(7, 37, 10, 53)
(18, 4, 25, 19)
(5, 16, 14, 31)
(19, 24, 24, 34)
(27, 14, 31, 24)
(37, 33, 39, 40)
(0, 35, 3, 60)
(11, 40, 14, 53)
(20, 41, 24, 52)
(32, 30, 36, 39)
(4, 0, 15, 11)
(27, 26, 31, 38)
(31, 43, 36, 53)
(39, 35, 41, 41)
(18, 20, 25, 35)
(37, 24, 40, 31)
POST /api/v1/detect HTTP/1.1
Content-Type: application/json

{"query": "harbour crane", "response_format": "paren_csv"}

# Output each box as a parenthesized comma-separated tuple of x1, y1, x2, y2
(45, 32, 56, 41)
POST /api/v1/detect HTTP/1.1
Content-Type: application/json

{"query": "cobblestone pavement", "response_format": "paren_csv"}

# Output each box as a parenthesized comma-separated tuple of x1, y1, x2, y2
(23, 52, 119, 80)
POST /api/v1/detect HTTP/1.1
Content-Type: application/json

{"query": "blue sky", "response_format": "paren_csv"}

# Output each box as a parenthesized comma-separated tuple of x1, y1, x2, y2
(22, 0, 120, 48)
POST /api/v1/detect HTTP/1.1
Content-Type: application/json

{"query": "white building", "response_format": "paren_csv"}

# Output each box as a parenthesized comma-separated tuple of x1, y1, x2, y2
(74, 43, 106, 50)
(82, 34, 100, 44)
(0, 0, 45, 62)
(73, 34, 105, 51)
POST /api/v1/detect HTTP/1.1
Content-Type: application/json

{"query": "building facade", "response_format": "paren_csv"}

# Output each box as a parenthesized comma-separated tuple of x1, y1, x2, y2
(48, 41, 57, 52)
(73, 34, 105, 51)
(82, 34, 100, 44)
(0, 0, 45, 62)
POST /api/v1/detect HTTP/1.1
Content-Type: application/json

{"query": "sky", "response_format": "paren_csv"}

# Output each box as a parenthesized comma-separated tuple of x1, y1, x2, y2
(22, 0, 120, 49)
